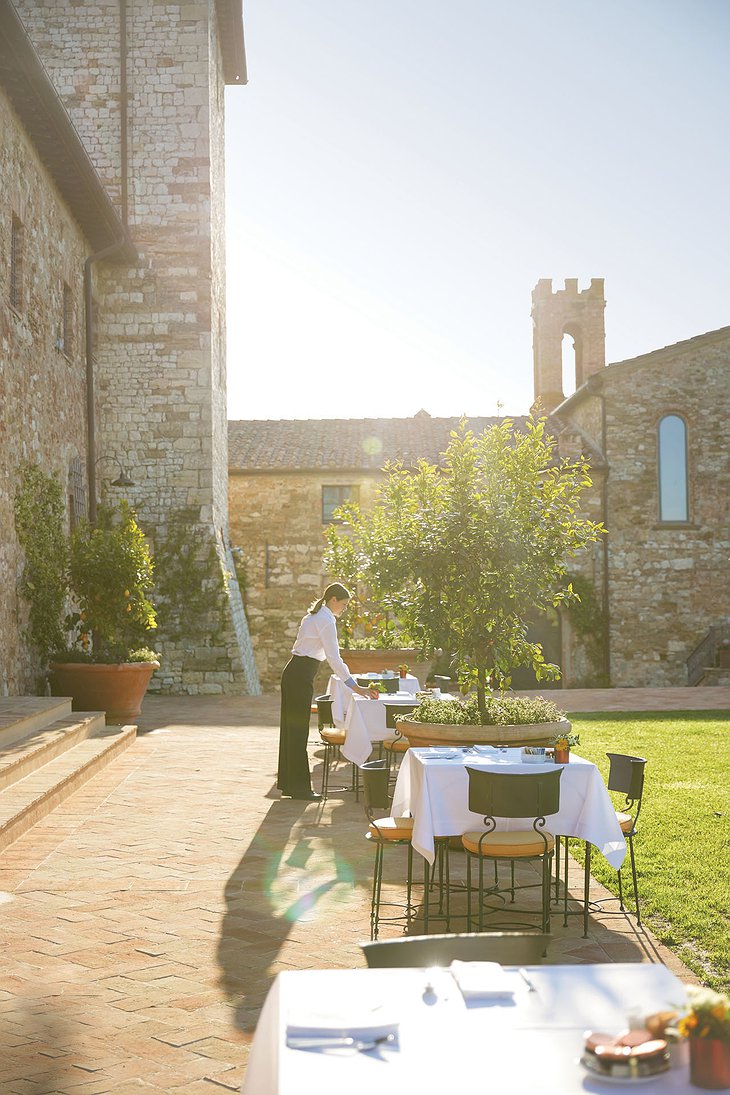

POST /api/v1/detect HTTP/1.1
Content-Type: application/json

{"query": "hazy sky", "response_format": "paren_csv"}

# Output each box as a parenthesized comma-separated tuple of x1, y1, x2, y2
(224, 0, 730, 421)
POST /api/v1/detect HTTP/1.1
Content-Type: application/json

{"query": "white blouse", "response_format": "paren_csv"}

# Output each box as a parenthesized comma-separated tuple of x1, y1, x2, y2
(291, 605, 353, 683)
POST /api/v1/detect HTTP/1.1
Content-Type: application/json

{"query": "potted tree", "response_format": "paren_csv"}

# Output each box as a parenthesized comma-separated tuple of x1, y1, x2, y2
(49, 501, 159, 722)
(325, 415, 603, 746)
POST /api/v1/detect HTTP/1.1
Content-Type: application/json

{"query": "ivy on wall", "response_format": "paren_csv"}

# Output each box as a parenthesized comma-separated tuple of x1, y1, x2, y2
(564, 573, 608, 686)
(14, 465, 68, 666)
(152, 506, 229, 646)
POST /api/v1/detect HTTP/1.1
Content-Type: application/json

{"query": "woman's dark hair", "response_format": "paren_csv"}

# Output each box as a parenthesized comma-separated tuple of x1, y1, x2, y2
(308, 582, 352, 615)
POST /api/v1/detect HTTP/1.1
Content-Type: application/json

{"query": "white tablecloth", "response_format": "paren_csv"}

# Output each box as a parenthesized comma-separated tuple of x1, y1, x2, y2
(242, 963, 690, 1094)
(341, 694, 421, 767)
(326, 675, 419, 730)
(391, 748, 626, 868)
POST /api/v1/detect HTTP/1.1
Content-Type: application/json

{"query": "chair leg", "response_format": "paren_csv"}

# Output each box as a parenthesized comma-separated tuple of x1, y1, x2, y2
(423, 855, 430, 933)
(371, 843, 384, 941)
(465, 853, 472, 931)
(628, 835, 641, 925)
(583, 841, 591, 938)
(320, 742, 331, 800)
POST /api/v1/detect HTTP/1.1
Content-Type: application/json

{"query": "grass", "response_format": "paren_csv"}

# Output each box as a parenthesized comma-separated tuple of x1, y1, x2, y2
(568, 711, 730, 992)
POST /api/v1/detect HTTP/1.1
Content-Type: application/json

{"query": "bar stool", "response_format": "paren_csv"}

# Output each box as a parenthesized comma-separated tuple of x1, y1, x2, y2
(314, 695, 358, 801)
(360, 760, 415, 940)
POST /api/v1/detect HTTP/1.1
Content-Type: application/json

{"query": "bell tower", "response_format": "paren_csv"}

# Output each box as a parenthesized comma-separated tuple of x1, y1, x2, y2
(532, 278, 606, 411)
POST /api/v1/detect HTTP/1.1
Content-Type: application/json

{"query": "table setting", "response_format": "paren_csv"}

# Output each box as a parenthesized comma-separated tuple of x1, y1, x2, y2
(241, 962, 696, 1093)
(391, 745, 627, 868)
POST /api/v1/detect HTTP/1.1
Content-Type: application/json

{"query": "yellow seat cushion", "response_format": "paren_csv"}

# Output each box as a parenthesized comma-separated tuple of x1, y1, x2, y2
(461, 829, 555, 857)
(367, 817, 414, 841)
(320, 728, 346, 746)
(616, 810, 634, 833)
(384, 736, 409, 754)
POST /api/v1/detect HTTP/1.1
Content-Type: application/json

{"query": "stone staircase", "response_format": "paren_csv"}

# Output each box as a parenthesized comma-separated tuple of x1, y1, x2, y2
(0, 697, 137, 852)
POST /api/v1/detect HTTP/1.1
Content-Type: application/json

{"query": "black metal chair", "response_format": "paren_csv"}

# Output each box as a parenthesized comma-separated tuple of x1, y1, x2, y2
(606, 752, 647, 924)
(314, 695, 358, 801)
(360, 759, 415, 940)
(357, 676, 400, 693)
(382, 702, 416, 785)
(360, 930, 549, 968)
(462, 767, 562, 936)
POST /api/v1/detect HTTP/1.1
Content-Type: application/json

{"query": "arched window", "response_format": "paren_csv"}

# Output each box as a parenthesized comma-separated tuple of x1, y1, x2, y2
(658, 414, 688, 522)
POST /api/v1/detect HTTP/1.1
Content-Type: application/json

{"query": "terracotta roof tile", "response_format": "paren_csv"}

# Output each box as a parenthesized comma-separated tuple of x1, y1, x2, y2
(228, 414, 529, 472)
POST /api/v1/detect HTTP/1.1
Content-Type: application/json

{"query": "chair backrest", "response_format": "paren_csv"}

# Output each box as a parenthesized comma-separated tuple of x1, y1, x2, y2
(606, 752, 646, 802)
(314, 695, 334, 731)
(360, 759, 390, 814)
(465, 767, 562, 820)
(384, 703, 417, 730)
(356, 676, 400, 694)
(361, 931, 549, 968)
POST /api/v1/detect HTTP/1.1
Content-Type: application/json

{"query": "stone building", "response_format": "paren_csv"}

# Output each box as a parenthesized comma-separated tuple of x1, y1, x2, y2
(228, 413, 509, 690)
(536, 279, 730, 687)
(1, 1, 258, 695)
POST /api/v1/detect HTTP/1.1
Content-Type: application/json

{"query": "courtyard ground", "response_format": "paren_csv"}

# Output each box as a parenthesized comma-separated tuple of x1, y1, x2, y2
(2, 688, 727, 1094)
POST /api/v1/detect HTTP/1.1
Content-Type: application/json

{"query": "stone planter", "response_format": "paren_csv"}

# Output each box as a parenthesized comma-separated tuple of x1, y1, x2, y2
(397, 716, 571, 749)
(49, 661, 159, 724)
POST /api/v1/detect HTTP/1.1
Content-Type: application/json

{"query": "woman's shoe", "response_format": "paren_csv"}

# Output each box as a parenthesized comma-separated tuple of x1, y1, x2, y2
(290, 791, 322, 802)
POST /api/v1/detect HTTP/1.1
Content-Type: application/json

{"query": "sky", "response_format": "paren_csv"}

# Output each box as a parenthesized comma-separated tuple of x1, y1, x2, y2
(224, 0, 730, 422)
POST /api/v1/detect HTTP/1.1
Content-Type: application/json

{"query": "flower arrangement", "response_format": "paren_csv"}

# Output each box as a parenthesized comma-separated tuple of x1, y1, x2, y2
(678, 987, 730, 1041)
(398, 663, 410, 673)
(550, 729, 580, 749)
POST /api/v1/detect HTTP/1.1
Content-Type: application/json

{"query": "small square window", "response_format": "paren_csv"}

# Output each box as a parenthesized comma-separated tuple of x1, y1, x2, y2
(322, 485, 358, 523)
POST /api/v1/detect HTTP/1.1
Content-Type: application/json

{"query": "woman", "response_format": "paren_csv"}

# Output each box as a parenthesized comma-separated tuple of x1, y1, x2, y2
(277, 582, 377, 801)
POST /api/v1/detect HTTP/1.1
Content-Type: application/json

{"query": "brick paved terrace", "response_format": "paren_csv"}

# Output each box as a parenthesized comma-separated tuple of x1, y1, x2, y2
(4, 689, 727, 1094)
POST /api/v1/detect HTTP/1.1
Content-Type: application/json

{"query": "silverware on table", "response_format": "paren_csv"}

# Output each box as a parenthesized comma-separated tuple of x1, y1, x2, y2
(517, 967, 537, 992)
(287, 1033, 396, 1052)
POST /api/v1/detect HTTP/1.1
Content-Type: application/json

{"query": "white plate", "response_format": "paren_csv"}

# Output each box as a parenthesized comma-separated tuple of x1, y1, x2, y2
(422, 749, 460, 760)
(579, 1055, 670, 1084)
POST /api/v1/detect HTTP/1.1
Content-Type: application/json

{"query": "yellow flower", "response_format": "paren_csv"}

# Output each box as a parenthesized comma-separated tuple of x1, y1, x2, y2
(124, 589, 130, 597)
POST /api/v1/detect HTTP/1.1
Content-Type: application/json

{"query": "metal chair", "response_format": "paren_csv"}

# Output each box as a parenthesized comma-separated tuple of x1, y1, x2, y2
(462, 767, 562, 936)
(606, 752, 647, 924)
(314, 695, 358, 801)
(360, 759, 415, 940)
(357, 676, 400, 693)
(382, 702, 416, 785)
(360, 930, 549, 968)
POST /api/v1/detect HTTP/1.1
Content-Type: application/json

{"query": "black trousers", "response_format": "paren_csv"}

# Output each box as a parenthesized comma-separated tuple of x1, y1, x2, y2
(277, 655, 319, 794)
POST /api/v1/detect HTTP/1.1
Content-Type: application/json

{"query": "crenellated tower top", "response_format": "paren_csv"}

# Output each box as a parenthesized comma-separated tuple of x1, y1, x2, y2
(531, 278, 606, 411)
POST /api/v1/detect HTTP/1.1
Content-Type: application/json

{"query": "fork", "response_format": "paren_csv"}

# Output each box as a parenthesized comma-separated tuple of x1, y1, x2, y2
(287, 1033, 396, 1052)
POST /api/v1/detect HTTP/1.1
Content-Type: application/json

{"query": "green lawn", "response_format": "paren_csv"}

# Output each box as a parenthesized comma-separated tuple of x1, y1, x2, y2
(568, 712, 730, 992)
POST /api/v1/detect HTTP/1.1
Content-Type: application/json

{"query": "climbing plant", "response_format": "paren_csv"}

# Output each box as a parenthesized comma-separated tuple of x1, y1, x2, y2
(152, 506, 229, 644)
(14, 465, 69, 666)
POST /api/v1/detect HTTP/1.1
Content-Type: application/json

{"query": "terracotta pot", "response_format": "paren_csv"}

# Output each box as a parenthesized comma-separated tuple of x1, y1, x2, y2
(689, 1038, 730, 1089)
(397, 716, 571, 749)
(553, 747, 570, 764)
(49, 661, 159, 724)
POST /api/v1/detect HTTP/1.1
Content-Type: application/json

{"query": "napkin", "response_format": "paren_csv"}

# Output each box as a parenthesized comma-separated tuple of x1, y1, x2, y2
(287, 1009, 399, 1041)
(450, 961, 516, 1002)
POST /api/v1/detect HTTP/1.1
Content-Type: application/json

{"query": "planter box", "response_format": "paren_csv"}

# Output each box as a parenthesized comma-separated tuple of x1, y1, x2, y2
(397, 716, 571, 749)
(49, 661, 159, 724)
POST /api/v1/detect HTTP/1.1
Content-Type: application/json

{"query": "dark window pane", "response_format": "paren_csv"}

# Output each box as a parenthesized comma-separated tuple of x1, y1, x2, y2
(322, 485, 357, 523)
(658, 415, 688, 522)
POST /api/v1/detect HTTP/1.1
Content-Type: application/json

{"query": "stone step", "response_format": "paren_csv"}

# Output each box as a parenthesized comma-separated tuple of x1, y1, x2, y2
(0, 725, 137, 852)
(0, 712, 106, 792)
(0, 697, 73, 749)
(696, 666, 730, 686)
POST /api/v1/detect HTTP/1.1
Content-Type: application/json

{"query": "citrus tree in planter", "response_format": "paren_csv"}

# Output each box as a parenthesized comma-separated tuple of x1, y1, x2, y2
(14, 465, 159, 722)
(50, 500, 159, 721)
(325, 415, 604, 725)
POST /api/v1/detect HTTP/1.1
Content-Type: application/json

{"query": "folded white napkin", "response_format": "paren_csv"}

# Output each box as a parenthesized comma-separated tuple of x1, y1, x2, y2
(450, 961, 516, 1001)
(287, 1009, 399, 1041)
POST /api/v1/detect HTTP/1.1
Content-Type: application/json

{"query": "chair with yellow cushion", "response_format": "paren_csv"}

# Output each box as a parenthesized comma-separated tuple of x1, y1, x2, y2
(462, 767, 562, 936)
(314, 695, 358, 801)
(606, 752, 647, 925)
(361, 759, 415, 940)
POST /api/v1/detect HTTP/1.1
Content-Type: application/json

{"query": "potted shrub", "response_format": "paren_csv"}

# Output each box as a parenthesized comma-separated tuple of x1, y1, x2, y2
(324, 415, 604, 726)
(49, 501, 159, 722)
(396, 693, 571, 748)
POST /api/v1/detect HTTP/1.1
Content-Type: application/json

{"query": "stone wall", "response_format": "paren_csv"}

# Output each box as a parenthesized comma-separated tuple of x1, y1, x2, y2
(0, 90, 90, 693)
(229, 471, 382, 690)
(558, 334, 730, 687)
(11, 1, 257, 694)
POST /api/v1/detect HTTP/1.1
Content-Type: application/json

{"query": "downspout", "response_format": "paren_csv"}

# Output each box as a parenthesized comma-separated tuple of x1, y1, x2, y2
(598, 392, 611, 685)
(85, 0, 131, 523)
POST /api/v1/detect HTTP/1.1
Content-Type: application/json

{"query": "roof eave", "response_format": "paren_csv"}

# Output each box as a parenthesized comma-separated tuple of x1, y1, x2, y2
(216, 0, 248, 85)
(0, 0, 133, 259)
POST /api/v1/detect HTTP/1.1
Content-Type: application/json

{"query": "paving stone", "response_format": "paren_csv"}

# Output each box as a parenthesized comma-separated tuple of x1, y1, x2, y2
(0, 692, 702, 1092)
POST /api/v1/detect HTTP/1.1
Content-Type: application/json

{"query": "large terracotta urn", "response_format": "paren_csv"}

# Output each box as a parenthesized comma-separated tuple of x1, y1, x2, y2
(49, 661, 159, 724)
(397, 715, 572, 749)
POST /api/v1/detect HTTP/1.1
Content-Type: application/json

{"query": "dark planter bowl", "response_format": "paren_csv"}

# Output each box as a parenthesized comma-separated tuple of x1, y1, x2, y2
(49, 661, 159, 724)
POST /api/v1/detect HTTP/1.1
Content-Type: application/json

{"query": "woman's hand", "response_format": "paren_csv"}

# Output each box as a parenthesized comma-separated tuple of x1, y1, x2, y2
(353, 684, 380, 699)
